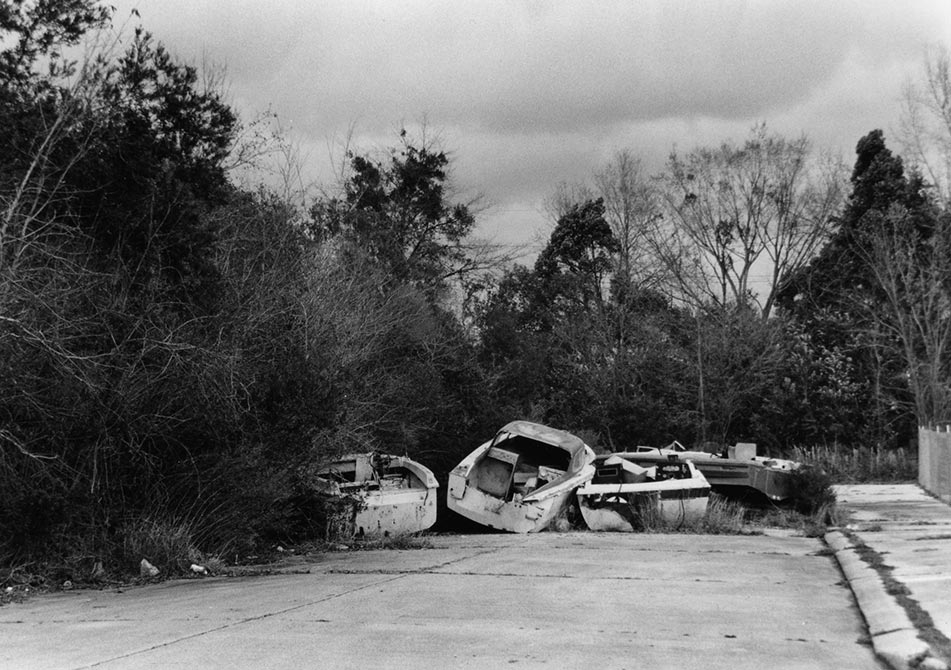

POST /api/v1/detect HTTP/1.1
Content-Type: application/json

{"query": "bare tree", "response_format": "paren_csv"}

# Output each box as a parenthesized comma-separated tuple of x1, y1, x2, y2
(594, 150, 665, 291)
(542, 152, 665, 305)
(543, 180, 596, 223)
(0, 45, 118, 273)
(858, 205, 951, 424)
(899, 44, 951, 208)
(654, 125, 846, 317)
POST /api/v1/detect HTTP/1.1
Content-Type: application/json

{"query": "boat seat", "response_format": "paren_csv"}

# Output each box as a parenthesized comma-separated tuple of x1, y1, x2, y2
(603, 455, 650, 484)
(474, 450, 517, 497)
(513, 471, 535, 485)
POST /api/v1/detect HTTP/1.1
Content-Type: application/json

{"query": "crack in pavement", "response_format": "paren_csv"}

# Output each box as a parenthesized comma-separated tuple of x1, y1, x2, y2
(327, 568, 731, 583)
(71, 547, 504, 669)
(73, 573, 408, 669)
(326, 547, 502, 575)
(434, 571, 733, 583)
(526, 546, 799, 556)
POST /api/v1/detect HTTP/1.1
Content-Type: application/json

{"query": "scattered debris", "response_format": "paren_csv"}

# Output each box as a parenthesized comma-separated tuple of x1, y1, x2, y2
(139, 559, 160, 578)
(90, 561, 105, 581)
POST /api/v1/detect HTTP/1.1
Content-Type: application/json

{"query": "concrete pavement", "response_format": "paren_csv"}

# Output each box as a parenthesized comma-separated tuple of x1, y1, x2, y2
(832, 484, 951, 670)
(1, 532, 879, 669)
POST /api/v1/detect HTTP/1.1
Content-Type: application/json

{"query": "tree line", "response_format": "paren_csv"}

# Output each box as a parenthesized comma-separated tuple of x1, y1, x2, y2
(1, 3, 949, 575)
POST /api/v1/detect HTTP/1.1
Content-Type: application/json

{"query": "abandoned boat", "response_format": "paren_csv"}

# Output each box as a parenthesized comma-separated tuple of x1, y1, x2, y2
(314, 452, 439, 538)
(576, 455, 711, 531)
(625, 442, 799, 502)
(447, 421, 596, 533)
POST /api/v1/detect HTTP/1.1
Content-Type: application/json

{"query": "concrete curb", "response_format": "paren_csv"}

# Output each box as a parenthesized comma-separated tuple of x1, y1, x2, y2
(825, 530, 946, 670)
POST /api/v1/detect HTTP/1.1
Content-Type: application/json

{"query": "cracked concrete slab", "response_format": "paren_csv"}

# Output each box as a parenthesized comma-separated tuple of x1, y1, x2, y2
(834, 484, 951, 670)
(3, 532, 881, 670)
(0, 572, 399, 670)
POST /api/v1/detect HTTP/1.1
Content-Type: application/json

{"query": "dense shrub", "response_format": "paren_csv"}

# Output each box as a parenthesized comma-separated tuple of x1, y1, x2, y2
(787, 465, 837, 516)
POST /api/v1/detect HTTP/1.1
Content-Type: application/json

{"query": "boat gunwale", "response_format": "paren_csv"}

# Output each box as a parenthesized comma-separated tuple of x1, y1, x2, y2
(316, 452, 439, 491)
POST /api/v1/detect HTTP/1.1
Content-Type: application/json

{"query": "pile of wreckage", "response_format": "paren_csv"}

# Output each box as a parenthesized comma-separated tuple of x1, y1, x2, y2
(313, 421, 803, 537)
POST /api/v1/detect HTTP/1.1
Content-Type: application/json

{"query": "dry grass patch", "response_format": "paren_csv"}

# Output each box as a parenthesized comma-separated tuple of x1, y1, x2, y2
(792, 444, 917, 483)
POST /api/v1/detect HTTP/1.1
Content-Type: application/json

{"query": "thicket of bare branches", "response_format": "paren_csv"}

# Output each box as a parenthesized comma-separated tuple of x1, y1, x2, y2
(858, 206, 951, 424)
(654, 124, 846, 318)
(899, 45, 951, 208)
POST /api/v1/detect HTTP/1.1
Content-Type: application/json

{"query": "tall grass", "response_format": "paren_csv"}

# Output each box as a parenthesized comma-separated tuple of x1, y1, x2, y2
(695, 494, 753, 534)
(120, 516, 211, 576)
(791, 444, 917, 483)
(592, 493, 755, 535)
(635, 483, 839, 537)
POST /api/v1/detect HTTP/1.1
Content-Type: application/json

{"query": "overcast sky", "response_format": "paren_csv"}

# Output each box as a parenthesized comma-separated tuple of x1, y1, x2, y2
(111, 0, 951, 257)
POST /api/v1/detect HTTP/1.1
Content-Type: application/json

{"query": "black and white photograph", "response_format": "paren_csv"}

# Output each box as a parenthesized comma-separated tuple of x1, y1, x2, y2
(3, 1, 951, 668)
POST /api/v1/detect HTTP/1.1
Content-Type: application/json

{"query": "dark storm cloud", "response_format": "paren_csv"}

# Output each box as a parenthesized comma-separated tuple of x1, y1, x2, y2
(112, 0, 951, 247)
(119, 1, 943, 132)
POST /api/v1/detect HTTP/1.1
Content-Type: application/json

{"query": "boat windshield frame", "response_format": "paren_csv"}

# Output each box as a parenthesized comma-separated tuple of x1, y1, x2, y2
(492, 421, 590, 474)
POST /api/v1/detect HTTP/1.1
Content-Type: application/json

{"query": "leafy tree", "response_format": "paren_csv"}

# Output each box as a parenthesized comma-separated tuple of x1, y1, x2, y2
(68, 27, 237, 305)
(535, 197, 619, 312)
(544, 152, 664, 305)
(777, 130, 935, 447)
(779, 130, 931, 314)
(473, 266, 552, 408)
(0, 9, 259, 567)
(310, 133, 477, 294)
(690, 306, 786, 447)
(0, 0, 110, 92)
(475, 202, 691, 447)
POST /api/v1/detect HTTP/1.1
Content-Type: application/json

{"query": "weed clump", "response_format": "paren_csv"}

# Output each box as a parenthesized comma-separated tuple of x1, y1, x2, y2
(120, 516, 206, 576)
(577, 493, 757, 535)
(788, 464, 836, 514)
(696, 494, 756, 535)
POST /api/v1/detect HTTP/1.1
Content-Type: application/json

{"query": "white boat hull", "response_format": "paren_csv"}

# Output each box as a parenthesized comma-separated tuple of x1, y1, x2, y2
(577, 487, 709, 531)
(316, 453, 439, 538)
(448, 469, 591, 533)
(577, 460, 710, 531)
(447, 423, 597, 533)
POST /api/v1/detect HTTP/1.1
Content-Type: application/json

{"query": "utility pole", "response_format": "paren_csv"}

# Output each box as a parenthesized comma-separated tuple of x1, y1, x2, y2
(696, 310, 706, 445)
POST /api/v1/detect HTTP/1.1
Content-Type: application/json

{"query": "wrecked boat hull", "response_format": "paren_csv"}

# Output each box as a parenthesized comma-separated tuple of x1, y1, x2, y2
(315, 453, 439, 538)
(448, 469, 580, 533)
(447, 421, 596, 533)
(691, 459, 793, 501)
(577, 458, 710, 531)
(622, 444, 798, 502)
(353, 486, 438, 537)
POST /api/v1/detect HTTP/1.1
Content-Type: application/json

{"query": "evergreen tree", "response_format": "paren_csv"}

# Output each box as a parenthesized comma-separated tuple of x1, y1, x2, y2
(310, 133, 475, 295)
(776, 130, 932, 447)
